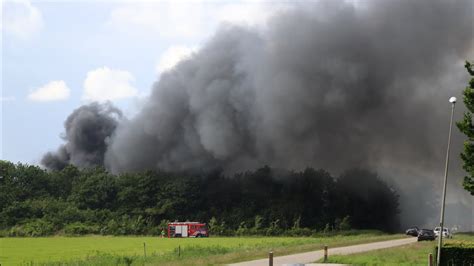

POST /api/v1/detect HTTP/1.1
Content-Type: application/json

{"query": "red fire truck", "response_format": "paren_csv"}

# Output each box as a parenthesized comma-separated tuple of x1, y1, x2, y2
(167, 222, 209, 238)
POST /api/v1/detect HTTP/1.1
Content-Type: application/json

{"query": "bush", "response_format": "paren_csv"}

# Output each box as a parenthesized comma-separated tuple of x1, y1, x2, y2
(208, 217, 227, 236)
(338, 216, 351, 231)
(0, 229, 8, 237)
(9, 219, 55, 236)
(99, 215, 148, 235)
(101, 219, 117, 235)
(265, 219, 282, 236)
(236, 222, 249, 236)
(435, 241, 474, 266)
(285, 227, 314, 236)
(64, 222, 100, 235)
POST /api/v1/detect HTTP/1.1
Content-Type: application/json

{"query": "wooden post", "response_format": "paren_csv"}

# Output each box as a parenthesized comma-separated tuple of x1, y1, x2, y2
(178, 245, 181, 257)
(269, 251, 273, 266)
(324, 245, 328, 262)
(428, 253, 433, 266)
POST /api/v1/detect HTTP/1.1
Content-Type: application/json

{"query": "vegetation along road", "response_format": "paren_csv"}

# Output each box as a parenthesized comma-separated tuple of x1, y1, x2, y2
(0, 232, 403, 265)
(230, 237, 416, 266)
(320, 233, 474, 265)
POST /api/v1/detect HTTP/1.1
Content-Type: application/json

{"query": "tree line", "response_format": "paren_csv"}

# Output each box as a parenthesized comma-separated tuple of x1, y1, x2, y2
(0, 160, 400, 236)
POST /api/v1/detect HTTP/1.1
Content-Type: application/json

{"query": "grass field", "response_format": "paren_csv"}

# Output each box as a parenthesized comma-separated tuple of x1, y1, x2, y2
(0, 231, 404, 265)
(319, 233, 474, 265)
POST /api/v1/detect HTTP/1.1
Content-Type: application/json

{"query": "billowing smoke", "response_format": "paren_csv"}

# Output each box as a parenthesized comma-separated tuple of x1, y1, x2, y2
(42, 103, 122, 170)
(43, 0, 473, 228)
(105, 0, 473, 174)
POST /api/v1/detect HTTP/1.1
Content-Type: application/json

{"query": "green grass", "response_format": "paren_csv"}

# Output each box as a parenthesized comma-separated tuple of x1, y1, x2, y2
(319, 233, 474, 266)
(0, 231, 404, 265)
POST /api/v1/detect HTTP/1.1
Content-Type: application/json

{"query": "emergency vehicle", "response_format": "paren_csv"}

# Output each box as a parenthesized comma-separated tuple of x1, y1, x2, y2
(167, 222, 209, 237)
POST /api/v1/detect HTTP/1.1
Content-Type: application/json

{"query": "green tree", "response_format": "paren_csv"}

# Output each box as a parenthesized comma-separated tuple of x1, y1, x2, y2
(49, 165, 81, 199)
(456, 61, 474, 195)
(69, 168, 118, 210)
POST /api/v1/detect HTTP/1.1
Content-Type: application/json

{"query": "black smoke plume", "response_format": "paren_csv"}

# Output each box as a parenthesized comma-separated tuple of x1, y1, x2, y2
(105, 0, 473, 174)
(42, 103, 122, 170)
(43, 0, 473, 228)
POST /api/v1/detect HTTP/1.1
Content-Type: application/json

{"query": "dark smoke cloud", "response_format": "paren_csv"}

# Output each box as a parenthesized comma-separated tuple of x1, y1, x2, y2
(105, 0, 473, 175)
(42, 103, 122, 170)
(43, 0, 473, 228)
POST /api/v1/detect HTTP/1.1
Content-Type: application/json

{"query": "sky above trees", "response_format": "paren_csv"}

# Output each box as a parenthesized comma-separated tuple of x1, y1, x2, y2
(2, 0, 284, 164)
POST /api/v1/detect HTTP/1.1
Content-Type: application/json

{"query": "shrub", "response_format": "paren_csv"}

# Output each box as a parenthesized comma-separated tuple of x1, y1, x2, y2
(208, 217, 227, 236)
(99, 215, 148, 235)
(9, 219, 54, 236)
(64, 222, 100, 235)
(0, 229, 8, 237)
(435, 241, 474, 266)
(265, 219, 282, 236)
(285, 227, 314, 236)
(236, 222, 250, 236)
(254, 215, 263, 231)
(323, 223, 332, 234)
(101, 219, 120, 235)
(338, 216, 351, 231)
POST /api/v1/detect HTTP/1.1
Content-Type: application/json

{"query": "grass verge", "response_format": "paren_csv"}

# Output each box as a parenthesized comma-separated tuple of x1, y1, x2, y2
(0, 231, 405, 265)
(318, 233, 474, 266)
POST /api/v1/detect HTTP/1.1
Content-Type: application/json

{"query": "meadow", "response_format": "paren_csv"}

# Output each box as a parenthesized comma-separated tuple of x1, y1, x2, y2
(319, 233, 474, 265)
(0, 232, 403, 265)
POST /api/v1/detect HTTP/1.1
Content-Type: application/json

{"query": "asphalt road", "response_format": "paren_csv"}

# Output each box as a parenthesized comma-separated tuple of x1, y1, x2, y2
(229, 237, 418, 266)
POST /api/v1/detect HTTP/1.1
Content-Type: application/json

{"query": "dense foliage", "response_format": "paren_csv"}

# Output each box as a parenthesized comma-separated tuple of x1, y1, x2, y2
(435, 240, 474, 266)
(0, 160, 400, 236)
(457, 61, 474, 195)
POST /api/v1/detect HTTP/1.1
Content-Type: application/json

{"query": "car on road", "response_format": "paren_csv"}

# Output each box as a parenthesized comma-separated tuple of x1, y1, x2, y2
(405, 226, 419, 237)
(434, 227, 452, 238)
(417, 229, 436, 241)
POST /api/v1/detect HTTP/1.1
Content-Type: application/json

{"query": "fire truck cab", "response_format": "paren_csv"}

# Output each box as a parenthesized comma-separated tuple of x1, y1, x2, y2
(168, 222, 209, 238)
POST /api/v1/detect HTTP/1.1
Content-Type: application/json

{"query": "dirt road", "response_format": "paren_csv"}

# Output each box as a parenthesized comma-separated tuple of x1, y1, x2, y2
(229, 237, 417, 266)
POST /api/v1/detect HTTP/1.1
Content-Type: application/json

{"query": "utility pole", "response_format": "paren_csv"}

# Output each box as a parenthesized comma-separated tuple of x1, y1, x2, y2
(437, 96, 456, 266)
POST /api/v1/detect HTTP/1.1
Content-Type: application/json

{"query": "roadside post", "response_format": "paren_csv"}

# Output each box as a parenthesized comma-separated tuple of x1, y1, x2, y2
(269, 251, 273, 266)
(324, 245, 328, 262)
(428, 253, 433, 266)
(143, 242, 147, 258)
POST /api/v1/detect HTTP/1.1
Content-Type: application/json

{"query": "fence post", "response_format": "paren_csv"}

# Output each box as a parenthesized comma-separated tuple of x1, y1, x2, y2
(178, 245, 181, 257)
(269, 251, 273, 266)
(428, 253, 433, 266)
(143, 242, 147, 258)
(324, 245, 328, 262)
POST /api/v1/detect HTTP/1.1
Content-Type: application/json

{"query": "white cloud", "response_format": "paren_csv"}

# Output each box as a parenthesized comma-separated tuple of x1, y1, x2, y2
(215, 3, 276, 27)
(107, 3, 206, 39)
(28, 80, 70, 102)
(83, 67, 138, 102)
(2, 0, 44, 40)
(156, 45, 198, 74)
(105, 2, 287, 40)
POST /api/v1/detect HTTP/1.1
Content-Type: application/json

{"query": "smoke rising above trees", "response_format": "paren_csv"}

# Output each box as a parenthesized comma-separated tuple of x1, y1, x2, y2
(100, 1, 473, 175)
(42, 103, 122, 170)
(41, 0, 473, 228)
(45, 0, 473, 174)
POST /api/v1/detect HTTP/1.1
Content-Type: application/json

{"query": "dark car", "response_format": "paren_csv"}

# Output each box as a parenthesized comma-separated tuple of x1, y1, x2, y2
(417, 229, 436, 241)
(405, 226, 419, 237)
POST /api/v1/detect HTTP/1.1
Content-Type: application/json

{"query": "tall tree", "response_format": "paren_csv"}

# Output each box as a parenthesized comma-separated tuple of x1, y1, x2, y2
(456, 61, 474, 195)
